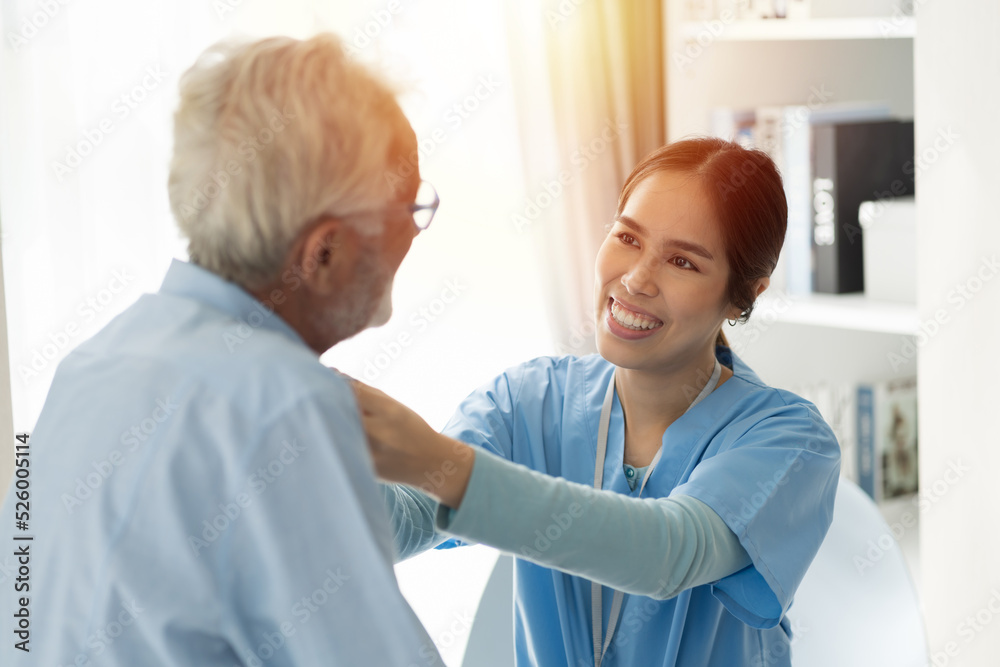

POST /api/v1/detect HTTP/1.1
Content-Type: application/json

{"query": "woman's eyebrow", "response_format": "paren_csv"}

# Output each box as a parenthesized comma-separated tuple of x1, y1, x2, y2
(614, 215, 715, 261)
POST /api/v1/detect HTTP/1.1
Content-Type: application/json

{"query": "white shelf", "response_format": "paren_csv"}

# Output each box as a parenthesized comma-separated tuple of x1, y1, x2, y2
(758, 292, 918, 336)
(680, 17, 915, 42)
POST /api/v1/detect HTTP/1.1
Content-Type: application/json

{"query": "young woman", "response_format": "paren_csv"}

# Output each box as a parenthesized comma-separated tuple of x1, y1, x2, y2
(354, 137, 841, 667)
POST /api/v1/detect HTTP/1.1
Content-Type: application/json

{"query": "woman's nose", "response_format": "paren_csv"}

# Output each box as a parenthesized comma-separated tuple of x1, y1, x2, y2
(620, 260, 658, 297)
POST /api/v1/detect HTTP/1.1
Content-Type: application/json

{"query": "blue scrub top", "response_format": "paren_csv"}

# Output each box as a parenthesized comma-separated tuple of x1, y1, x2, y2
(438, 346, 840, 667)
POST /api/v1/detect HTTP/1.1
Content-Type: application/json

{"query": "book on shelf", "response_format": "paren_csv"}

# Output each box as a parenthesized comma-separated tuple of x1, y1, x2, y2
(684, 0, 811, 21)
(856, 376, 918, 502)
(791, 375, 917, 503)
(709, 102, 915, 297)
(682, 0, 915, 22)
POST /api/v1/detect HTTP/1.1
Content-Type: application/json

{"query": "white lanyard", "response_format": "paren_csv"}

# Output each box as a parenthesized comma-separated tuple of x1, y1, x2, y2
(590, 359, 721, 667)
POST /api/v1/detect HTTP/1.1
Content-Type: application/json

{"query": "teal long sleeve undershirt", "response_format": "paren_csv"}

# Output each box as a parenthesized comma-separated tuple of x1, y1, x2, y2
(381, 447, 752, 600)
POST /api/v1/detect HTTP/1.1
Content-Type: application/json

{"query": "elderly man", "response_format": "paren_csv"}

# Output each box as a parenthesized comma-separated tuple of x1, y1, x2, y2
(0, 34, 444, 666)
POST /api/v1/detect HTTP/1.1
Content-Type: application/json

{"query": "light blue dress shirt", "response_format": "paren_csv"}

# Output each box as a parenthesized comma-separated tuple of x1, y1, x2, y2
(382, 348, 841, 667)
(0, 258, 444, 667)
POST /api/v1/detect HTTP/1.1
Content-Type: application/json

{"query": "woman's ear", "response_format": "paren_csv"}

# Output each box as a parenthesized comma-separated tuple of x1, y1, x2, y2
(753, 276, 770, 299)
(725, 276, 771, 321)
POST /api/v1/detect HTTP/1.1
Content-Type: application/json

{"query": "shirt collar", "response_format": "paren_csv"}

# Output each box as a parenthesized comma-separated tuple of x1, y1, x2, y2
(158, 258, 310, 351)
(716, 343, 766, 388)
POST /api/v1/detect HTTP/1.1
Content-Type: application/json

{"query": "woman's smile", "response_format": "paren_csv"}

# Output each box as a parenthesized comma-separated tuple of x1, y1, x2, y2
(606, 296, 664, 340)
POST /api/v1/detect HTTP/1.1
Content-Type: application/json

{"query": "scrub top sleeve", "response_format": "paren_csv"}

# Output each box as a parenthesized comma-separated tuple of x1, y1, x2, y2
(670, 403, 841, 629)
(433, 366, 526, 551)
(439, 367, 521, 461)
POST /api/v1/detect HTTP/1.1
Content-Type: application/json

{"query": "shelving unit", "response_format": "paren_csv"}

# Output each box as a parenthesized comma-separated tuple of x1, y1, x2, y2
(680, 16, 915, 41)
(756, 291, 918, 336)
(664, 1, 919, 574)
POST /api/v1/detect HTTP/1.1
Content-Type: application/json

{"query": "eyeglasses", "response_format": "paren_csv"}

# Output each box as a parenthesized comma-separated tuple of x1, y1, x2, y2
(409, 180, 439, 231)
(309, 180, 440, 233)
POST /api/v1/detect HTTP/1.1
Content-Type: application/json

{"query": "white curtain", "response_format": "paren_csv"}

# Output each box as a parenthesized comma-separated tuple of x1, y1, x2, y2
(501, 0, 666, 356)
(0, 0, 329, 429)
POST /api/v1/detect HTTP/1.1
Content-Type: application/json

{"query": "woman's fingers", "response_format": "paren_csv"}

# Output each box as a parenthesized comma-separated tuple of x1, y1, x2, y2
(350, 379, 393, 417)
(350, 382, 411, 447)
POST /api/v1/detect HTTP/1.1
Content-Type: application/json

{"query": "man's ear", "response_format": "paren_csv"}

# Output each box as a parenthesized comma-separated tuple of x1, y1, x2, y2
(294, 217, 358, 297)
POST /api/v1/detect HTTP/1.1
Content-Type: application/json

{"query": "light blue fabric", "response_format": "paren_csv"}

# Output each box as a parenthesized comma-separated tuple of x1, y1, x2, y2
(390, 349, 840, 667)
(0, 258, 443, 667)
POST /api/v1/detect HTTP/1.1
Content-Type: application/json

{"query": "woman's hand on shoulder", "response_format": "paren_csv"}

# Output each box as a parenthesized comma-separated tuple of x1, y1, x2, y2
(350, 379, 475, 508)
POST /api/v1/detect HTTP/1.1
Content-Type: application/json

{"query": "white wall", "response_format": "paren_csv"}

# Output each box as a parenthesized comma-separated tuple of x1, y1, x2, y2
(0, 6, 15, 501)
(0, 235, 12, 500)
(916, 2, 1000, 664)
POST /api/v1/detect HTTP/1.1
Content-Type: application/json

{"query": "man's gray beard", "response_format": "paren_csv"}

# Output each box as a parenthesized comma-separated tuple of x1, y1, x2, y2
(308, 245, 392, 348)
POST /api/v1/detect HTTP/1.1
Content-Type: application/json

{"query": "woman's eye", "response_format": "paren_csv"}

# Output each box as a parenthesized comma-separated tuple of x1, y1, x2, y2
(672, 257, 696, 271)
(617, 233, 638, 247)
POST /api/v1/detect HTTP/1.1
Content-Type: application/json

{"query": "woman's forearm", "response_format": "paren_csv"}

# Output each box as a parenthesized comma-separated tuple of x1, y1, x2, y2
(435, 448, 751, 599)
(421, 436, 476, 510)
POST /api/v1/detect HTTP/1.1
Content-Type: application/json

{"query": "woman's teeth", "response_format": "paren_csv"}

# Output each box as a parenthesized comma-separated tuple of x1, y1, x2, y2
(610, 300, 663, 331)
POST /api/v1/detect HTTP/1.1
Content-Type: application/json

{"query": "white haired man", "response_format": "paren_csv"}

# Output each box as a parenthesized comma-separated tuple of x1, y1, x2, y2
(0, 34, 444, 666)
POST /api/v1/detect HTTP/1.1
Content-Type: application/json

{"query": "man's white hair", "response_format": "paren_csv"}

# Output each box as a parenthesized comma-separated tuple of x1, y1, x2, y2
(168, 33, 407, 289)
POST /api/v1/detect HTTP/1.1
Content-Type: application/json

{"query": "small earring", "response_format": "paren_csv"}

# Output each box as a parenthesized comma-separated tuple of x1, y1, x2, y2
(726, 318, 737, 327)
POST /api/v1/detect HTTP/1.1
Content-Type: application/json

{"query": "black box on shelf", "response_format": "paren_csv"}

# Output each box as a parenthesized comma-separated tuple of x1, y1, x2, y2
(810, 119, 915, 294)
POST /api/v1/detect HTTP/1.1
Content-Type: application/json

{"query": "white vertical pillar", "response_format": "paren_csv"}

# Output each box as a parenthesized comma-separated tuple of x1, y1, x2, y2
(916, 2, 1000, 664)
